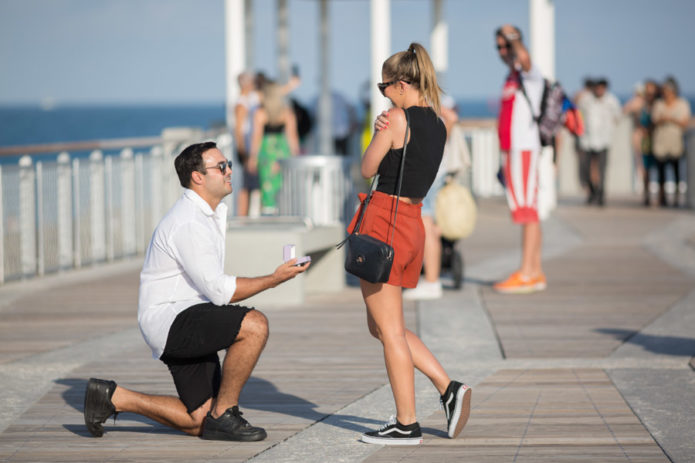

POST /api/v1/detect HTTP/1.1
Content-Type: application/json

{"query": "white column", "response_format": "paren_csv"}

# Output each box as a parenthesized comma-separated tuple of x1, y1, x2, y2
(529, 0, 555, 80)
(35, 161, 44, 276)
(56, 152, 73, 269)
(225, 0, 246, 129)
(430, 0, 448, 85)
(370, 0, 391, 133)
(120, 148, 136, 256)
(318, 0, 333, 155)
(530, 0, 558, 214)
(18, 155, 36, 277)
(276, 0, 290, 83)
(72, 158, 81, 268)
(244, 0, 254, 69)
(89, 150, 106, 263)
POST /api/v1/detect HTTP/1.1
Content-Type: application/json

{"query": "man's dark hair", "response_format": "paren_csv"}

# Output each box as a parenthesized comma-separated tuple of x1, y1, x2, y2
(174, 141, 217, 188)
(595, 78, 609, 88)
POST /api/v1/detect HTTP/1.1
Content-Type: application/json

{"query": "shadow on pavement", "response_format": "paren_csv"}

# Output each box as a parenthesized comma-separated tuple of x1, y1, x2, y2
(57, 377, 381, 435)
(597, 328, 695, 357)
(241, 377, 381, 432)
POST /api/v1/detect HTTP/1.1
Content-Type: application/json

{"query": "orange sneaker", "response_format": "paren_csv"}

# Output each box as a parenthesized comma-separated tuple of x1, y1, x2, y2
(493, 272, 546, 294)
(532, 273, 547, 291)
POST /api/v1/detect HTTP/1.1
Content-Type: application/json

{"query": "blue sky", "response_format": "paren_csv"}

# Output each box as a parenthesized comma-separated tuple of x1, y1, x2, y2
(1, 0, 694, 106)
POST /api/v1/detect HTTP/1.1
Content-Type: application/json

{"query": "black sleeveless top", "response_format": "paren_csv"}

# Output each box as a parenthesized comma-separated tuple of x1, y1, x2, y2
(376, 106, 446, 198)
(264, 122, 285, 134)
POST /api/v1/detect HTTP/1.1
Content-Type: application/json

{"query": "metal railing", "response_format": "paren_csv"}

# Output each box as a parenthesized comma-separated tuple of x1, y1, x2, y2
(0, 121, 510, 285)
(0, 130, 232, 284)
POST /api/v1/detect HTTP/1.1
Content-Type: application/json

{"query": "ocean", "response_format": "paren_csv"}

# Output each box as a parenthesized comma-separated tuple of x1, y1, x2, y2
(0, 99, 498, 151)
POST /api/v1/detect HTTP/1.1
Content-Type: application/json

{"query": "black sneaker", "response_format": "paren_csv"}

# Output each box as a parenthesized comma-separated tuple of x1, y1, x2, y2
(84, 378, 118, 437)
(440, 381, 471, 438)
(361, 416, 423, 445)
(201, 406, 267, 441)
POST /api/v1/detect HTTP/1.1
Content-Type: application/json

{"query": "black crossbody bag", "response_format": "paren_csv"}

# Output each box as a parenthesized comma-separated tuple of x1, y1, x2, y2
(338, 109, 410, 283)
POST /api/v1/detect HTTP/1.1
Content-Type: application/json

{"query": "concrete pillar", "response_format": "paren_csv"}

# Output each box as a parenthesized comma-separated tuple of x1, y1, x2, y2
(225, 0, 246, 129)
(276, 0, 290, 83)
(431, 0, 448, 86)
(318, 0, 333, 155)
(371, 0, 391, 134)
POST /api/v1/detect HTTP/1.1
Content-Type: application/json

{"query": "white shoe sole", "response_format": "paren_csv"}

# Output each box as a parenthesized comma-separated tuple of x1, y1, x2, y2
(360, 434, 423, 445)
(448, 385, 472, 438)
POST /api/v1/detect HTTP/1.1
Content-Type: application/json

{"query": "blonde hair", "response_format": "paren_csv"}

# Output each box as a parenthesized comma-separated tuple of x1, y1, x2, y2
(382, 42, 442, 114)
(261, 83, 288, 125)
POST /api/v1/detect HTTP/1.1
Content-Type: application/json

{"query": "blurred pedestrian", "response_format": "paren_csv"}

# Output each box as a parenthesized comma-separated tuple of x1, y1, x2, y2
(577, 78, 621, 206)
(574, 78, 595, 193)
(624, 80, 660, 206)
(492, 24, 547, 294)
(652, 76, 691, 207)
(234, 71, 261, 217)
(351, 42, 471, 445)
(249, 82, 300, 214)
(402, 95, 463, 300)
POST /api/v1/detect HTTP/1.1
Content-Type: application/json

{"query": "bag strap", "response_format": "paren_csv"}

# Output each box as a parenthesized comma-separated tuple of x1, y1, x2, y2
(339, 108, 410, 248)
(517, 71, 543, 124)
(388, 108, 410, 246)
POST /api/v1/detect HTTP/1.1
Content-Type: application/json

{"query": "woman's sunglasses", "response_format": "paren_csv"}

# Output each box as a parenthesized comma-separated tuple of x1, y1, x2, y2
(377, 80, 410, 97)
(377, 81, 396, 97)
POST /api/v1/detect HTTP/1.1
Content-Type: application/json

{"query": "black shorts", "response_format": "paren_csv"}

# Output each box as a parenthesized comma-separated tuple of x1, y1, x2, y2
(160, 302, 253, 413)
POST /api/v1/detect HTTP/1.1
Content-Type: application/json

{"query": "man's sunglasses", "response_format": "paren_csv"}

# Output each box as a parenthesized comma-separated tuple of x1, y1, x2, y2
(203, 160, 232, 174)
(496, 43, 511, 51)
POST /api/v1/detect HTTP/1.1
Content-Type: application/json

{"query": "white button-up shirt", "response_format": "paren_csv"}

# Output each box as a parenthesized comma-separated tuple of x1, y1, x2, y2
(138, 189, 237, 359)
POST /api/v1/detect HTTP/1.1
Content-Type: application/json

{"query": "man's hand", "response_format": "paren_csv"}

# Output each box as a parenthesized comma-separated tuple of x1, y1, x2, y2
(230, 259, 310, 303)
(271, 258, 311, 286)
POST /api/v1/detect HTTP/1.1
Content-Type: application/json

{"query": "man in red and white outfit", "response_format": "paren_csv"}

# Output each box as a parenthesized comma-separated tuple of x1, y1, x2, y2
(493, 24, 547, 294)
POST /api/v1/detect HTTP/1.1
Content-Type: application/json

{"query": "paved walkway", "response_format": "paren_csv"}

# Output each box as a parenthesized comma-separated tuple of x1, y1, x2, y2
(0, 198, 694, 462)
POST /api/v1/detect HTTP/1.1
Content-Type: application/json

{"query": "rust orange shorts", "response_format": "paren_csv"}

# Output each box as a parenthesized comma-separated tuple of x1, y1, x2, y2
(347, 191, 425, 288)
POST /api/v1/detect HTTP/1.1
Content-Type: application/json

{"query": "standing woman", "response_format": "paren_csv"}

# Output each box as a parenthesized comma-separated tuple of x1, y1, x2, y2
(249, 82, 300, 214)
(349, 43, 471, 445)
(651, 76, 691, 207)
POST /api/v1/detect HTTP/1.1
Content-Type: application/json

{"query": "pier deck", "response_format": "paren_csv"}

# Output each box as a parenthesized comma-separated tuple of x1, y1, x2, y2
(1, 198, 694, 462)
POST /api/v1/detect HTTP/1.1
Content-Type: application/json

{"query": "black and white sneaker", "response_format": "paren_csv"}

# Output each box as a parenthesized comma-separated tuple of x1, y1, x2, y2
(441, 380, 471, 438)
(361, 416, 423, 445)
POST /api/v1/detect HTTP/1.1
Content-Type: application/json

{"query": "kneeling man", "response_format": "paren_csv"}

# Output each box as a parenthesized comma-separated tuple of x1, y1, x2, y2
(84, 141, 309, 441)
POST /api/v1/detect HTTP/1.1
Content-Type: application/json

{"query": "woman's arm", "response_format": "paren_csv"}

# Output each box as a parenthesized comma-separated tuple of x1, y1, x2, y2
(234, 103, 248, 153)
(284, 109, 300, 155)
(249, 109, 267, 172)
(361, 108, 405, 178)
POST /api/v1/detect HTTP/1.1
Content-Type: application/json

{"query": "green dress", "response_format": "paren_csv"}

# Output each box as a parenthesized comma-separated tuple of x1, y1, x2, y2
(258, 124, 291, 210)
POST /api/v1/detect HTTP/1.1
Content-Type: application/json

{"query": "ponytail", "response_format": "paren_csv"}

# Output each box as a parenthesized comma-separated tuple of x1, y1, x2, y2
(382, 42, 442, 114)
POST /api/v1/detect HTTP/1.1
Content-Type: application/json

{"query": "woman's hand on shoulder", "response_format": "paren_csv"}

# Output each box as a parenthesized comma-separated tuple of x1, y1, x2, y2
(361, 108, 406, 178)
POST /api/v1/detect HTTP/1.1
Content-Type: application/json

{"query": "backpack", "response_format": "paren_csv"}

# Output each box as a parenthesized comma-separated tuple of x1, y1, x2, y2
(520, 77, 584, 146)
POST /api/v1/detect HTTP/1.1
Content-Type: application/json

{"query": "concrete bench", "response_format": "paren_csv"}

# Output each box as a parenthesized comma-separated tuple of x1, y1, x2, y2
(224, 216, 345, 307)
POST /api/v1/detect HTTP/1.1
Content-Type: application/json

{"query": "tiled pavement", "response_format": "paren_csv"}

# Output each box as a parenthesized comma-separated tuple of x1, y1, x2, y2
(0, 198, 694, 462)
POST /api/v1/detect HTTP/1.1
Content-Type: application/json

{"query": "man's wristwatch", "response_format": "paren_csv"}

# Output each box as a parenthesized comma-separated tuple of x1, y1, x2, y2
(505, 32, 520, 42)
